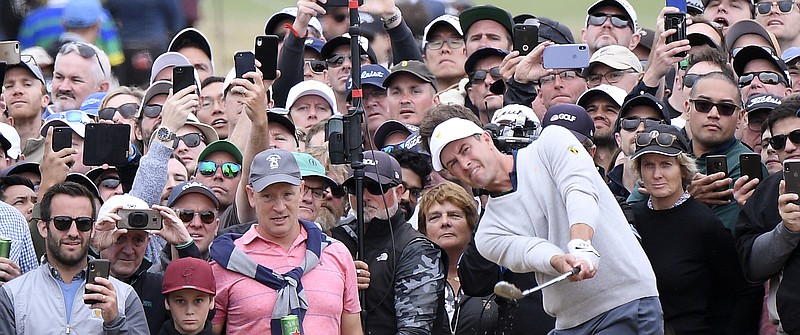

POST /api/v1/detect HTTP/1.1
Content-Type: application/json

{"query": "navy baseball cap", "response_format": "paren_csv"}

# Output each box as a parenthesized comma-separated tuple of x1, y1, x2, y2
(631, 123, 689, 161)
(745, 93, 782, 114)
(168, 181, 220, 209)
(542, 104, 595, 142)
(465, 48, 509, 74)
(347, 64, 390, 101)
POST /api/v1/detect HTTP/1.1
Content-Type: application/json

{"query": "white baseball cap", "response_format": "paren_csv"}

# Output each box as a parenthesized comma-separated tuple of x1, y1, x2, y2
(285, 80, 338, 115)
(0, 123, 21, 159)
(430, 118, 485, 171)
(422, 14, 463, 49)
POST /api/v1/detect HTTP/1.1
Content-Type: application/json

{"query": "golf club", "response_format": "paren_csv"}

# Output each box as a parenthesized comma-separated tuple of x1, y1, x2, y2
(494, 267, 581, 300)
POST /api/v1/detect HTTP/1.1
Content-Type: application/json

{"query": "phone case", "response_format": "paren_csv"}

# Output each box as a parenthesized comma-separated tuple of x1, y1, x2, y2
(84, 259, 110, 305)
(52, 127, 72, 152)
(513, 24, 539, 56)
(234, 51, 256, 79)
(172, 65, 195, 93)
(0, 41, 20, 64)
(664, 13, 687, 57)
(83, 123, 131, 166)
(706, 155, 728, 176)
(739, 153, 763, 181)
(785, 160, 800, 204)
(255, 36, 279, 80)
(542, 44, 590, 70)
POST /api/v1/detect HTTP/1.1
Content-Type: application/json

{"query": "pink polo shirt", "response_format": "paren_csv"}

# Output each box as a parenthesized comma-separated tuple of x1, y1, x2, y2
(211, 224, 360, 333)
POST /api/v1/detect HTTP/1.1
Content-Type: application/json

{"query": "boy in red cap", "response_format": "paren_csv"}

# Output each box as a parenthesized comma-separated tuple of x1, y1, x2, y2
(160, 257, 216, 335)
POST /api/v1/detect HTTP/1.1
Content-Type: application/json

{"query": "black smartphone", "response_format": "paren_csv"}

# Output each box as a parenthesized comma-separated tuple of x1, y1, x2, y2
(0, 62, 6, 88)
(172, 65, 195, 93)
(513, 22, 539, 56)
(255, 35, 279, 80)
(52, 126, 72, 152)
(83, 123, 131, 166)
(319, 0, 362, 7)
(84, 259, 110, 305)
(234, 51, 256, 82)
(707, 155, 728, 176)
(740, 153, 763, 181)
(664, 12, 687, 58)
(785, 159, 800, 203)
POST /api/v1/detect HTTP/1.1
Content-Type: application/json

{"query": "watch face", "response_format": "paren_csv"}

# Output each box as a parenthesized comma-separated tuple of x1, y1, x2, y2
(157, 127, 170, 140)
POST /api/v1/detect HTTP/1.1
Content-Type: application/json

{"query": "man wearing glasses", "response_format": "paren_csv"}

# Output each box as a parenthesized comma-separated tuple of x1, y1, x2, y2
(0, 182, 148, 334)
(422, 14, 467, 92)
(754, 0, 800, 51)
(583, 45, 643, 93)
(292, 152, 339, 224)
(51, 42, 111, 113)
(465, 48, 506, 125)
(193, 140, 242, 215)
(2, 58, 49, 152)
(581, 0, 641, 54)
(733, 45, 793, 99)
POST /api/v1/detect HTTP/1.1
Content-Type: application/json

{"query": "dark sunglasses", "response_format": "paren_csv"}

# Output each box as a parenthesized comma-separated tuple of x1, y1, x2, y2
(304, 59, 327, 74)
(738, 71, 785, 88)
(326, 54, 370, 68)
(176, 209, 216, 224)
(635, 131, 679, 148)
(587, 13, 630, 29)
(333, 13, 348, 23)
(141, 104, 163, 118)
(769, 129, 800, 150)
(690, 99, 739, 116)
(58, 42, 105, 77)
(469, 67, 502, 85)
(620, 117, 665, 131)
(730, 45, 774, 58)
(176, 133, 204, 148)
(99, 178, 121, 189)
(98, 103, 139, 120)
(346, 181, 396, 196)
(427, 38, 465, 50)
(755, 0, 796, 14)
(198, 161, 241, 178)
(50, 216, 94, 232)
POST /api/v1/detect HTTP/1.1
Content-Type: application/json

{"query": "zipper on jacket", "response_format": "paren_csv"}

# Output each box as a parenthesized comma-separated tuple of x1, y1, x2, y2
(66, 325, 70, 333)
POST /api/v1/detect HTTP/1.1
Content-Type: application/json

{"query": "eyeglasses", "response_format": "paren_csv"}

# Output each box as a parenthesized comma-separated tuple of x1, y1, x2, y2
(346, 181, 396, 196)
(197, 161, 241, 178)
(635, 130, 679, 148)
(176, 209, 216, 224)
(99, 177, 121, 189)
(620, 117, 665, 131)
(176, 133, 204, 148)
(755, 0, 797, 14)
(58, 42, 105, 77)
(537, 70, 582, 86)
(769, 129, 800, 150)
(730, 45, 775, 58)
(303, 185, 329, 200)
(304, 59, 327, 74)
(690, 99, 740, 116)
(738, 71, 786, 88)
(141, 104, 163, 118)
(49, 216, 94, 232)
(586, 69, 638, 86)
(587, 12, 630, 29)
(469, 67, 502, 85)
(98, 103, 139, 120)
(326, 54, 370, 68)
(199, 96, 223, 111)
(427, 38, 465, 50)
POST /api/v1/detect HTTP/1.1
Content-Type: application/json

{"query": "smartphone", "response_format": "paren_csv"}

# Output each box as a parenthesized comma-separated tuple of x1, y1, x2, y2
(52, 126, 72, 152)
(172, 65, 195, 93)
(666, 0, 688, 12)
(513, 22, 539, 56)
(664, 13, 687, 58)
(0, 62, 6, 87)
(117, 208, 163, 230)
(234, 51, 256, 82)
(319, 0, 362, 7)
(707, 155, 728, 176)
(0, 41, 20, 65)
(255, 35, 279, 80)
(542, 44, 590, 70)
(83, 123, 131, 166)
(740, 153, 763, 182)
(84, 259, 110, 305)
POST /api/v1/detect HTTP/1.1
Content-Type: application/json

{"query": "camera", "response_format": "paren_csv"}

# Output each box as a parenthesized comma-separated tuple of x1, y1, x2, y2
(485, 104, 541, 154)
(117, 208, 163, 230)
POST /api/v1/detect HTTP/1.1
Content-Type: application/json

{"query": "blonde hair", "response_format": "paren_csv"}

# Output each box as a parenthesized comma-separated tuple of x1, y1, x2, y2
(631, 152, 698, 189)
(417, 181, 478, 237)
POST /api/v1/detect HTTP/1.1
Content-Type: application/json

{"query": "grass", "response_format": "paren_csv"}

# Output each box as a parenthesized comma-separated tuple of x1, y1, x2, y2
(197, 0, 666, 71)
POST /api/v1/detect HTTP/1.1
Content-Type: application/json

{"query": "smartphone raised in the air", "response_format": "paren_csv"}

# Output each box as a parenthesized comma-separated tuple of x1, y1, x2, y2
(255, 35, 279, 80)
(542, 44, 590, 69)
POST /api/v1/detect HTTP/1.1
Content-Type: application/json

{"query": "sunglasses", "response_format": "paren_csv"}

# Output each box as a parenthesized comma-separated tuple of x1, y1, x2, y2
(304, 59, 327, 74)
(98, 103, 140, 120)
(620, 117, 665, 131)
(586, 69, 638, 86)
(738, 71, 785, 88)
(690, 99, 740, 116)
(176, 209, 216, 224)
(469, 67, 502, 85)
(58, 42, 105, 77)
(537, 70, 581, 86)
(303, 185, 329, 200)
(141, 104, 163, 118)
(197, 161, 241, 178)
(50, 216, 94, 232)
(769, 128, 800, 150)
(755, 0, 797, 14)
(427, 38, 465, 51)
(176, 133, 204, 148)
(346, 181, 396, 196)
(333, 13, 348, 23)
(326, 54, 370, 68)
(730, 45, 774, 58)
(99, 177, 121, 189)
(635, 131, 679, 148)
(587, 13, 630, 29)
(44, 110, 89, 124)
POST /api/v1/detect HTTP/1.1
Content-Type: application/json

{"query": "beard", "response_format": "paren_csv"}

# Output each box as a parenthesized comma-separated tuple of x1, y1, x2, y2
(47, 229, 90, 267)
(400, 200, 414, 221)
(316, 202, 344, 234)
(364, 201, 399, 222)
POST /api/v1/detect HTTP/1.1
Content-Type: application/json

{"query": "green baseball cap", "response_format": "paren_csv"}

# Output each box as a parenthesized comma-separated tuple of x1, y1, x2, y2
(197, 140, 243, 164)
(292, 152, 338, 189)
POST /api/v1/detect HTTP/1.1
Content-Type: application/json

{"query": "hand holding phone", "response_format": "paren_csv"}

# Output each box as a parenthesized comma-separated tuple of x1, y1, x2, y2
(84, 259, 110, 305)
(664, 12, 688, 58)
(172, 65, 195, 93)
(234, 51, 256, 82)
(542, 44, 590, 69)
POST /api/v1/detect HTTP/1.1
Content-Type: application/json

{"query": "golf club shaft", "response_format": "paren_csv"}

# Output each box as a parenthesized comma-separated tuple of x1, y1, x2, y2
(521, 267, 581, 296)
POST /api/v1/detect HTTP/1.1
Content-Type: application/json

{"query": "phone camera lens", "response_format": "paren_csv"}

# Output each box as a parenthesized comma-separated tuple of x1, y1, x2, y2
(579, 46, 586, 50)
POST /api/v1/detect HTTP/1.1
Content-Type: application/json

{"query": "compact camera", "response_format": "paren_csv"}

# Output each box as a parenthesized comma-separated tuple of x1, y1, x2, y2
(117, 209, 163, 230)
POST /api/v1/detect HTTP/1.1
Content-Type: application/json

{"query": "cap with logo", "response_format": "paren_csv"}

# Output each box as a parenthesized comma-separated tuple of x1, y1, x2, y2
(167, 180, 220, 209)
(630, 123, 690, 161)
(732, 45, 791, 87)
(40, 110, 92, 138)
(576, 84, 627, 109)
(429, 118, 486, 171)
(344, 150, 403, 187)
(423, 14, 463, 49)
(265, 7, 324, 38)
(638, 28, 656, 54)
(374, 121, 419, 149)
(169, 27, 215, 74)
(584, 45, 643, 78)
(459, 5, 514, 39)
(292, 152, 338, 188)
(745, 93, 782, 115)
(542, 104, 595, 142)
(347, 64, 390, 101)
(249, 149, 302, 193)
(586, 0, 638, 32)
(465, 48, 509, 75)
(320, 33, 378, 64)
(304, 37, 325, 55)
(725, 20, 779, 55)
(98, 194, 147, 219)
(286, 80, 338, 115)
(162, 257, 216, 295)
(383, 60, 436, 90)
(80, 92, 107, 117)
(687, 0, 705, 14)
(62, 0, 102, 29)
(615, 93, 671, 133)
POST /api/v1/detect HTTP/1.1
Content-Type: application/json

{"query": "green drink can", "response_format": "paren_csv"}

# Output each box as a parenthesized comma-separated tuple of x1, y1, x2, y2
(0, 238, 11, 258)
(280, 315, 300, 335)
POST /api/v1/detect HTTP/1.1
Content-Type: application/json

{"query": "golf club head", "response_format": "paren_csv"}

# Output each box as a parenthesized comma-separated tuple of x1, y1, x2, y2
(493, 281, 524, 300)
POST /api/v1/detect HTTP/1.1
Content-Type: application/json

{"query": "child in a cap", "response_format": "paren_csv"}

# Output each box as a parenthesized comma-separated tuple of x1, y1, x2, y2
(160, 257, 216, 335)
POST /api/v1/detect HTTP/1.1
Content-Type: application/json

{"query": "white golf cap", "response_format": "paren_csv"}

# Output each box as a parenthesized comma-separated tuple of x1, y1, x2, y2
(0, 123, 21, 159)
(150, 51, 192, 84)
(422, 14, 463, 49)
(285, 80, 338, 115)
(430, 118, 485, 171)
(576, 84, 628, 108)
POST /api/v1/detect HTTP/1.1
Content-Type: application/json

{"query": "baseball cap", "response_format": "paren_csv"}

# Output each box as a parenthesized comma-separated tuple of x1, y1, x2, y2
(584, 45, 643, 77)
(40, 110, 92, 137)
(464, 48, 509, 74)
(542, 104, 595, 142)
(429, 118, 485, 171)
(185, 113, 219, 144)
(65, 172, 101, 202)
(586, 0, 638, 32)
(286, 80, 338, 115)
(0, 161, 39, 178)
(687, 0, 705, 14)
(267, 109, 298, 144)
(537, 17, 576, 45)
(0, 123, 21, 159)
(98, 194, 147, 220)
(304, 37, 325, 55)
(167, 180, 220, 209)
(782, 47, 800, 65)
(86, 166, 118, 184)
(344, 150, 403, 186)
(6, 57, 46, 86)
(80, 92, 107, 117)
(423, 14, 463, 49)
(162, 257, 216, 295)
(630, 123, 689, 161)
(141, 81, 172, 113)
(725, 20, 779, 55)
(168, 27, 215, 74)
(383, 60, 436, 90)
(149, 52, 193, 85)
(197, 140, 243, 164)
(732, 45, 791, 86)
(577, 84, 627, 109)
(459, 5, 514, 39)
(249, 149, 302, 193)
(347, 64, 390, 100)
(638, 28, 656, 54)
(265, 7, 324, 37)
(615, 92, 671, 132)
(374, 121, 419, 149)
(62, 0, 102, 29)
(745, 93, 782, 114)
(320, 33, 377, 64)
(292, 152, 338, 188)
(359, 13, 387, 41)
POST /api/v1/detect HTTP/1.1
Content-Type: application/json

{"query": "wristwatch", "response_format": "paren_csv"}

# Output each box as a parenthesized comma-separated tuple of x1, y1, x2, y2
(155, 126, 178, 149)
